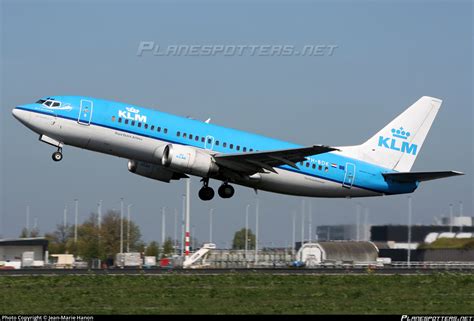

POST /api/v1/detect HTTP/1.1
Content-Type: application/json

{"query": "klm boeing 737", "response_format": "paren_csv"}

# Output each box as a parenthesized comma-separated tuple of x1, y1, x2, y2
(12, 96, 463, 201)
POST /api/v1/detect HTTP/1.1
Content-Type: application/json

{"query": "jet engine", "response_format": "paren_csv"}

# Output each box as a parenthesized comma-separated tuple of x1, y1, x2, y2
(127, 160, 185, 183)
(161, 144, 218, 177)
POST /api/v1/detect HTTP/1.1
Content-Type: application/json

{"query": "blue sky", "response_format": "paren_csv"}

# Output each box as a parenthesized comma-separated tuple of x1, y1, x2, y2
(1, 0, 472, 247)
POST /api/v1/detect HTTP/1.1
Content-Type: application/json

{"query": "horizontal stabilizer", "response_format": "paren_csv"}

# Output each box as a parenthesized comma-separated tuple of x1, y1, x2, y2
(382, 171, 464, 183)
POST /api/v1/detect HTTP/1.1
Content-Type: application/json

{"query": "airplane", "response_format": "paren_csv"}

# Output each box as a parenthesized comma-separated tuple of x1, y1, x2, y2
(12, 95, 463, 201)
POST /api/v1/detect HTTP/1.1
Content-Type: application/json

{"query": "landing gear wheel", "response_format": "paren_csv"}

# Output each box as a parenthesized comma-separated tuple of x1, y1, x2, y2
(218, 184, 235, 199)
(198, 186, 215, 201)
(52, 151, 63, 162)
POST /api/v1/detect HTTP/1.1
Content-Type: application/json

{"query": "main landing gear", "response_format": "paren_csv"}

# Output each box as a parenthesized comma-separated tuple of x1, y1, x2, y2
(198, 178, 215, 201)
(218, 183, 234, 199)
(52, 148, 63, 162)
(198, 179, 235, 201)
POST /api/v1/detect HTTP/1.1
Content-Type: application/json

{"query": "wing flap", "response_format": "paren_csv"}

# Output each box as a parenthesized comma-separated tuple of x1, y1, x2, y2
(214, 145, 338, 175)
(382, 171, 464, 183)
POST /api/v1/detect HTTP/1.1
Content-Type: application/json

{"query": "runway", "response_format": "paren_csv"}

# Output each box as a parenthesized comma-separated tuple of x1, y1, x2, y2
(1, 267, 473, 276)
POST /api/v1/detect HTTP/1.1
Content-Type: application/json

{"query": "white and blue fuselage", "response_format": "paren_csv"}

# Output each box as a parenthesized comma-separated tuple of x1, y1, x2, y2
(13, 95, 460, 200)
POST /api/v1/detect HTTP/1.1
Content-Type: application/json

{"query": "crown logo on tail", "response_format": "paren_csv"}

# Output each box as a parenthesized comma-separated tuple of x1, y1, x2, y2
(126, 107, 140, 113)
(391, 127, 410, 140)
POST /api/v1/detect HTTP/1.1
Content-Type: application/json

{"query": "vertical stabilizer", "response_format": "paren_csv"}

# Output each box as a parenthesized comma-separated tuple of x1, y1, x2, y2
(353, 96, 442, 172)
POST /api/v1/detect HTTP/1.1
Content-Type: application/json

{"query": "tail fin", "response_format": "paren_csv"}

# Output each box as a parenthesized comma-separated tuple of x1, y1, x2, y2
(353, 96, 442, 172)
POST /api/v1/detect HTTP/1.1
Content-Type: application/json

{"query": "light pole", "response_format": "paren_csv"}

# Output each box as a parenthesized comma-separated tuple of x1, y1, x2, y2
(209, 208, 214, 243)
(407, 196, 412, 267)
(127, 204, 133, 253)
(356, 203, 361, 241)
(120, 197, 124, 253)
(301, 199, 305, 246)
(74, 199, 79, 244)
(185, 179, 191, 258)
(98, 200, 102, 230)
(245, 204, 250, 259)
(363, 207, 369, 241)
(26, 205, 30, 234)
(255, 197, 260, 265)
(181, 194, 185, 256)
(98, 200, 102, 259)
(308, 200, 312, 243)
(63, 205, 68, 228)
(174, 208, 178, 254)
(161, 207, 166, 245)
(449, 203, 453, 233)
(292, 211, 296, 255)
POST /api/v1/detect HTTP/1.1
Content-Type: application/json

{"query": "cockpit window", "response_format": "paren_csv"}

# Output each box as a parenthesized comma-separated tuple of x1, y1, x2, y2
(37, 98, 62, 108)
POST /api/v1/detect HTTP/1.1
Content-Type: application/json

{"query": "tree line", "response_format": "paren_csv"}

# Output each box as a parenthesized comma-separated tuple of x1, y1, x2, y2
(20, 210, 175, 262)
(19, 210, 257, 262)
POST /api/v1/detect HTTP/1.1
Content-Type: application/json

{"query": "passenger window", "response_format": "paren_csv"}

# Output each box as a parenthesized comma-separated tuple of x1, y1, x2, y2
(195, 136, 199, 141)
(306, 163, 309, 167)
(164, 128, 168, 134)
(249, 149, 253, 152)
(215, 141, 220, 146)
(189, 134, 193, 140)
(318, 165, 322, 170)
(111, 116, 116, 122)
(144, 124, 148, 129)
(223, 142, 227, 147)
(312, 164, 316, 169)
(236, 146, 240, 151)
(125, 119, 129, 125)
(183, 133, 187, 138)
(201, 137, 205, 143)
(243, 147, 247, 152)
(177, 131, 181, 137)
(230, 144, 234, 149)
(118, 118, 122, 123)
(138, 123, 142, 128)
(325, 167, 329, 172)
(157, 127, 161, 132)
(208, 138, 212, 144)
(131, 121, 135, 126)
(151, 125, 155, 130)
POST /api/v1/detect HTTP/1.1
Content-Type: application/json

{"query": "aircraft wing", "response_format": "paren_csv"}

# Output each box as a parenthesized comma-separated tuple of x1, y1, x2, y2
(382, 171, 464, 183)
(214, 145, 338, 175)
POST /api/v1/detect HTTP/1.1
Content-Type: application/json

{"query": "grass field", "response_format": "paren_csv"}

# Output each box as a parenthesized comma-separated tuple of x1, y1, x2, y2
(1, 273, 473, 314)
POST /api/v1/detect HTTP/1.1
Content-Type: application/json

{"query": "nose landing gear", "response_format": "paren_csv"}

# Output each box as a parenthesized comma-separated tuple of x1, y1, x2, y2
(52, 148, 63, 162)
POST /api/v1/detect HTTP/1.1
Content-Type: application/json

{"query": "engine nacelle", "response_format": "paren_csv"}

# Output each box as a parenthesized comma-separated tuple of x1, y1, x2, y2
(128, 160, 181, 183)
(161, 144, 218, 177)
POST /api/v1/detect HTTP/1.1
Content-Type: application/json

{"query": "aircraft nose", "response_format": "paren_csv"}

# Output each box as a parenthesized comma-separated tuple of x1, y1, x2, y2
(12, 107, 31, 124)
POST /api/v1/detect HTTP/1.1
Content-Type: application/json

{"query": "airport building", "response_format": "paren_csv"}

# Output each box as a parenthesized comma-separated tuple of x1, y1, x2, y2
(316, 224, 370, 242)
(371, 225, 474, 243)
(0, 237, 49, 268)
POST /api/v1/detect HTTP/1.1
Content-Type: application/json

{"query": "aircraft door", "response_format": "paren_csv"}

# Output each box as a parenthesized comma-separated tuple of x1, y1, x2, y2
(204, 135, 215, 150)
(78, 99, 93, 125)
(342, 162, 356, 188)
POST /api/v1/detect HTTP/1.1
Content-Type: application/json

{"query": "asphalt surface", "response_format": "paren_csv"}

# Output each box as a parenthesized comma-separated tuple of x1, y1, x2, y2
(1, 267, 473, 275)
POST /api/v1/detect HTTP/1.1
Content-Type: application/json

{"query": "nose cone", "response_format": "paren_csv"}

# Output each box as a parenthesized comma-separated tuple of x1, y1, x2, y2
(12, 107, 31, 125)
